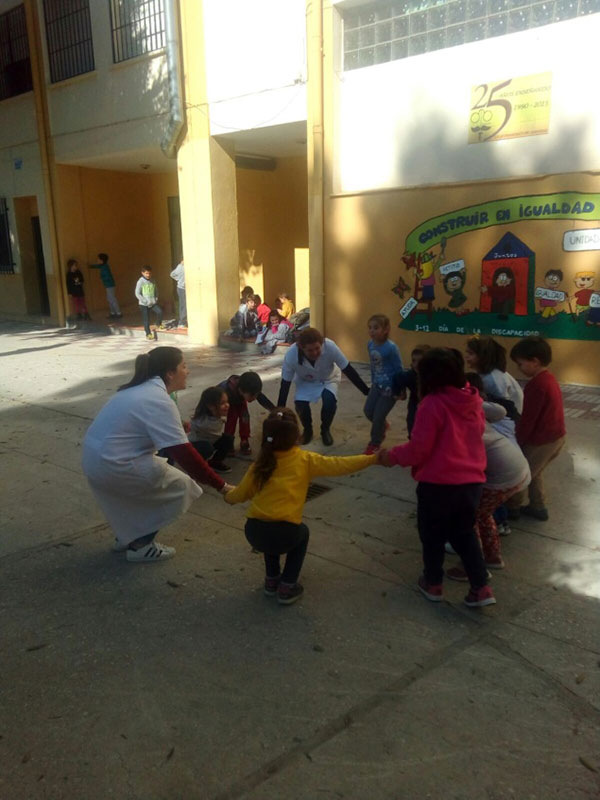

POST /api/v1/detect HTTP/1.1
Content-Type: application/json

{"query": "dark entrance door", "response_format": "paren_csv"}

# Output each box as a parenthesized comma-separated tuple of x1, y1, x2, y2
(31, 216, 50, 315)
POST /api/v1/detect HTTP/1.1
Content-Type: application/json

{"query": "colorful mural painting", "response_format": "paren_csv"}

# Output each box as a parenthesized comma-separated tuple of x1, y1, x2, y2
(395, 191, 600, 341)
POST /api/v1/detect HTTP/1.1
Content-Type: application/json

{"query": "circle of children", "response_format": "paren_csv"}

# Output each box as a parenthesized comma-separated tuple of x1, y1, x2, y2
(82, 314, 565, 609)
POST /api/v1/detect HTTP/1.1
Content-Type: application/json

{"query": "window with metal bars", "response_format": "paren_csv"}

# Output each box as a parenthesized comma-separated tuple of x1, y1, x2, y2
(343, 0, 600, 72)
(43, 0, 95, 83)
(0, 5, 33, 101)
(109, 0, 166, 64)
(0, 199, 15, 275)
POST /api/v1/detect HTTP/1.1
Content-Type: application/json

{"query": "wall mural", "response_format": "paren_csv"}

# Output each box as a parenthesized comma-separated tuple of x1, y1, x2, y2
(394, 191, 600, 341)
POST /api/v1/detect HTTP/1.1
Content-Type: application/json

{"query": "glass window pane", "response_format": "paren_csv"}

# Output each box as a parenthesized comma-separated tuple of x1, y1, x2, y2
(508, 7, 531, 30)
(358, 46, 375, 67)
(554, 0, 577, 18)
(392, 16, 409, 37)
(447, 1, 467, 23)
(446, 23, 466, 45)
(359, 25, 375, 46)
(376, 20, 393, 42)
(410, 11, 428, 33)
(408, 33, 427, 54)
(391, 38, 409, 58)
(374, 42, 392, 62)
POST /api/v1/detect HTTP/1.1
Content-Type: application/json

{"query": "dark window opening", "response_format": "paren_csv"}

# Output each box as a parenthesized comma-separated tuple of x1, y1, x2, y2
(0, 199, 15, 275)
(0, 5, 33, 101)
(109, 0, 166, 64)
(43, 0, 95, 83)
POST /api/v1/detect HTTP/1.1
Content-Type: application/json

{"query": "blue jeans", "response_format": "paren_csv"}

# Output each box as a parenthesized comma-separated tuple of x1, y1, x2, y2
(140, 304, 162, 335)
(364, 386, 396, 446)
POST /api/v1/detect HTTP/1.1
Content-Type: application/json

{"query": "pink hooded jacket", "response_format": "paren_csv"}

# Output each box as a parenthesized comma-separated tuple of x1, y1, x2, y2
(388, 384, 486, 484)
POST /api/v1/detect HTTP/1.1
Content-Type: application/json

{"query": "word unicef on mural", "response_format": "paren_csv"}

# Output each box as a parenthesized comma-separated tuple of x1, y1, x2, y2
(563, 228, 600, 252)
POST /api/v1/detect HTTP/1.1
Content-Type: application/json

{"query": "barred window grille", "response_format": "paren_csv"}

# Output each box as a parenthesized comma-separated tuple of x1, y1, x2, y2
(109, 0, 166, 64)
(343, 0, 600, 71)
(0, 5, 33, 101)
(43, 0, 95, 83)
(0, 199, 15, 275)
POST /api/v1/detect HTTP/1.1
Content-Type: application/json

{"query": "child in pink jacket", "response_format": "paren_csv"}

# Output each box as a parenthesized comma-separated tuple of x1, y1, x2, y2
(380, 348, 496, 608)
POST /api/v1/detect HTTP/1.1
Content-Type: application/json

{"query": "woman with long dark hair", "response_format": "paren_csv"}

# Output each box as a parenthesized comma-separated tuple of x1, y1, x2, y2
(82, 347, 231, 562)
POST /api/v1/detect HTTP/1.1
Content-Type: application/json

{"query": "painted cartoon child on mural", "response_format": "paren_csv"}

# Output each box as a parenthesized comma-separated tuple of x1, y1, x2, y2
(401, 238, 447, 306)
(536, 269, 564, 320)
(481, 267, 516, 320)
(442, 269, 468, 312)
(571, 271, 596, 318)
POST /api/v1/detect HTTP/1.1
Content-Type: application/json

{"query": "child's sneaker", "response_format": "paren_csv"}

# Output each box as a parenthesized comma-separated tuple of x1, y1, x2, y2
(447, 567, 492, 582)
(277, 582, 304, 605)
(158, 323, 167, 331)
(264, 575, 281, 596)
(239, 440, 252, 458)
(146, 333, 154, 341)
(417, 575, 443, 602)
(126, 541, 175, 563)
(363, 443, 380, 455)
(497, 523, 511, 536)
(464, 585, 496, 607)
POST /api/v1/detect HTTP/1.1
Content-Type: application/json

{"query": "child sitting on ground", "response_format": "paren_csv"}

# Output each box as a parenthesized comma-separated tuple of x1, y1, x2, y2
(188, 387, 234, 473)
(256, 310, 293, 355)
(219, 372, 275, 456)
(225, 408, 378, 604)
(230, 294, 260, 338)
(363, 314, 404, 454)
(507, 336, 565, 522)
(379, 347, 496, 608)
(276, 292, 294, 319)
(254, 295, 271, 326)
(395, 344, 430, 438)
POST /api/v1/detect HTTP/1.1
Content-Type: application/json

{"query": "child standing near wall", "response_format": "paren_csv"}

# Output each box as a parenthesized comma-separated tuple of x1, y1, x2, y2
(219, 372, 275, 455)
(135, 266, 164, 340)
(379, 348, 496, 608)
(363, 314, 403, 454)
(225, 408, 378, 604)
(66, 259, 91, 321)
(395, 344, 430, 438)
(507, 336, 566, 522)
(90, 253, 121, 318)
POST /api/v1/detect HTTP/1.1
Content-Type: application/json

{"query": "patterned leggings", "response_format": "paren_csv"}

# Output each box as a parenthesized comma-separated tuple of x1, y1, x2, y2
(475, 484, 521, 563)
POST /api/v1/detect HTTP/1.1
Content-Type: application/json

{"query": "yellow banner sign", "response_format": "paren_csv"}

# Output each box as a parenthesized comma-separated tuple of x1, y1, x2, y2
(469, 72, 552, 144)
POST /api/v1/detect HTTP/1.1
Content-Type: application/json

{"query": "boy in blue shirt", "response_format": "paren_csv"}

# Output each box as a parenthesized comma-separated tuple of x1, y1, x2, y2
(363, 314, 404, 454)
(90, 252, 121, 318)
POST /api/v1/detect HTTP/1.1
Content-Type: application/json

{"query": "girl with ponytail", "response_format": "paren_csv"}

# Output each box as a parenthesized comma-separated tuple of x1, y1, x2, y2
(225, 408, 378, 604)
(82, 346, 232, 563)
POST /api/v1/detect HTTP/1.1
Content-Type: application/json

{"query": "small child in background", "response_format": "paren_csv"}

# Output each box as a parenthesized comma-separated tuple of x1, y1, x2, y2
(90, 253, 121, 318)
(256, 310, 293, 355)
(254, 295, 271, 326)
(135, 266, 164, 340)
(230, 295, 260, 338)
(189, 387, 234, 473)
(363, 314, 404, 454)
(220, 372, 275, 456)
(507, 336, 565, 522)
(66, 259, 91, 320)
(395, 344, 430, 438)
(276, 293, 294, 319)
(225, 408, 378, 604)
(379, 347, 496, 608)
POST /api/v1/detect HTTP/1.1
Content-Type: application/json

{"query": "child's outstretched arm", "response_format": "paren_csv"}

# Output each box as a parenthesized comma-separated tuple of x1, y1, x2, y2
(307, 451, 377, 479)
(386, 401, 440, 468)
(224, 465, 258, 504)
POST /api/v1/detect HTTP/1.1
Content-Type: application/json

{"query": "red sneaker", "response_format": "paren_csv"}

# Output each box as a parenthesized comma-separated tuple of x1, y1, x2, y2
(464, 585, 496, 608)
(417, 575, 443, 602)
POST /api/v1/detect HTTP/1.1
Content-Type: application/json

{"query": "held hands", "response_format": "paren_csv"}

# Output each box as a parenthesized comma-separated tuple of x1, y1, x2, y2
(376, 448, 392, 467)
(182, 420, 192, 433)
(220, 483, 235, 495)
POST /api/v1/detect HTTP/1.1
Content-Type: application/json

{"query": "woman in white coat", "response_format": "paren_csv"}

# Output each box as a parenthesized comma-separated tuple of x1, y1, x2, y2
(82, 346, 229, 562)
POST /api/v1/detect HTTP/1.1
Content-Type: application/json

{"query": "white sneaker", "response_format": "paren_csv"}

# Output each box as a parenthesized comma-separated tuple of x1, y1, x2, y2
(126, 542, 176, 563)
(112, 538, 128, 553)
(498, 523, 511, 536)
(444, 542, 456, 554)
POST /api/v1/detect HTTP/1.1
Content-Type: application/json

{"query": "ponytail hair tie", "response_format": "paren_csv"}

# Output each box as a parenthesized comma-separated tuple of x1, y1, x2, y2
(266, 436, 273, 442)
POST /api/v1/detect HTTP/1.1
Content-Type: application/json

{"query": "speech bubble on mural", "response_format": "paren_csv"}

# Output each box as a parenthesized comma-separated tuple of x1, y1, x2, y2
(563, 228, 600, 252)
(535, 287, 566, 301)
(590, 293, 600, 308)
(439, 259, 466, 276)
(399, 297, 418, 319)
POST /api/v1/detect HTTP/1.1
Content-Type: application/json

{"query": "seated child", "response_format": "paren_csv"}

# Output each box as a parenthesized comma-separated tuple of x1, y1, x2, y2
(188, 386, 234, 473)
(507, 336, 565, 522)
(219, 372, 275, 455)
(276, 292, 294, 319)
(395, 345, 430, 438)
(256, 310, 293, 355)
(254, 295, 271, 326)
(230, 294, 260, 338)
(225, 408, 378, 604)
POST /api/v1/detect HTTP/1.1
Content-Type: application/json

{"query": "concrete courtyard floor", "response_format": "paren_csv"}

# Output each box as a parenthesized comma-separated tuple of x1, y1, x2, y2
(0, 320, 599, 800)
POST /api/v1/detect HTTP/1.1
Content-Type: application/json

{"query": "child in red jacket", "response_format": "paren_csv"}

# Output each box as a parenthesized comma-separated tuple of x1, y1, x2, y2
(507, 336, 565, 521)
(380, 348, 495, 608)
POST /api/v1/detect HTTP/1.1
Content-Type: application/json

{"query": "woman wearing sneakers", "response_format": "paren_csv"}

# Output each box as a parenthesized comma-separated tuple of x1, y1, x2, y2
(82, 347, 231, 562)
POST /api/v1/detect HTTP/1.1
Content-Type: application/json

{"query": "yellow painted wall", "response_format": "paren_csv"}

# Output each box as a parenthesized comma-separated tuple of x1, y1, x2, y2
(236, 155, 308, 309)
(54, 165, 178, 316)
(324, 173, 600, 385)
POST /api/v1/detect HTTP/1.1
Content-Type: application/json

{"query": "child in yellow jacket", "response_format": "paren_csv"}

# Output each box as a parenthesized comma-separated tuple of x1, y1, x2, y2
(225, 407, 377, 604)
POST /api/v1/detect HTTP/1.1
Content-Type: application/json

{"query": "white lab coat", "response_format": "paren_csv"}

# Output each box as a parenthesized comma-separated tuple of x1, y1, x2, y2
(281, 339, 349, 402)
(82, 377, 202, 544)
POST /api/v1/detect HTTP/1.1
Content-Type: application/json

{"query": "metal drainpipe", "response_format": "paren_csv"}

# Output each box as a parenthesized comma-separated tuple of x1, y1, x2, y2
(161, 0, 185, 158)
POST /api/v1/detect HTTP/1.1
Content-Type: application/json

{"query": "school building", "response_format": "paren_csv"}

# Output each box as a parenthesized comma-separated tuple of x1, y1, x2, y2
(1, 0, 599, 384)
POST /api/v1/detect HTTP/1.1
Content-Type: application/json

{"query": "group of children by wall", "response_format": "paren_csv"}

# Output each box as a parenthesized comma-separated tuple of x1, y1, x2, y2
(229, 285, 310, 354)
(172, 320, 564, 610)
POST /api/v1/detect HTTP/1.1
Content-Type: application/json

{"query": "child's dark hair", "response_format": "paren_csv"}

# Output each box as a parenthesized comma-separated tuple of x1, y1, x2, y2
(253, 294, 263, 305)
(411, 344, 430, 358)
(141, 265, 152, 273)
(240, 285, 254, 301)
(119, 346, 182, 391)
(98, 253, 109, 263)
(67, 258, 78, 269)
(545, 268, 563, 281)
(465, 371, 484, 393)
(466, 335, 507, 373)
(368, 313, 390, 329)
(238, 371, 262, 396)
(253, 408, 299, 490)
(193, 386, 226, 419)
(269, 310, 284, 324)
(510, 336, 552, 366)
(417, 347, 466, 399)
(297, 327, 324, 347)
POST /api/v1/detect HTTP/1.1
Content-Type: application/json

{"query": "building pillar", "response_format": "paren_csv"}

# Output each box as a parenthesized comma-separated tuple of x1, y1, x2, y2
(177, 0, 239, 345)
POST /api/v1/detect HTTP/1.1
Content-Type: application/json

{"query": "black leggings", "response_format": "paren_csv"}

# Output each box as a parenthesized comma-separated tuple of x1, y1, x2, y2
(244, 518, 309, 583)
(191, 434, 234, 463)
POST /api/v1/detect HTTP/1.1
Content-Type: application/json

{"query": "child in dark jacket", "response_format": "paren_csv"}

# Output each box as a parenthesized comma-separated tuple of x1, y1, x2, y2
(66, 259, 91, 320)
(507, 336, 565, 521)
(395, 345, 430, 437)
(90, 252, 121, 318)
(219, 372, 275, 455)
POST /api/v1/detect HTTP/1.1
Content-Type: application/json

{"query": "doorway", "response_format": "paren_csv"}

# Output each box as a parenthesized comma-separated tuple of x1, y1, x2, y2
(31, 216, 50, 315)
